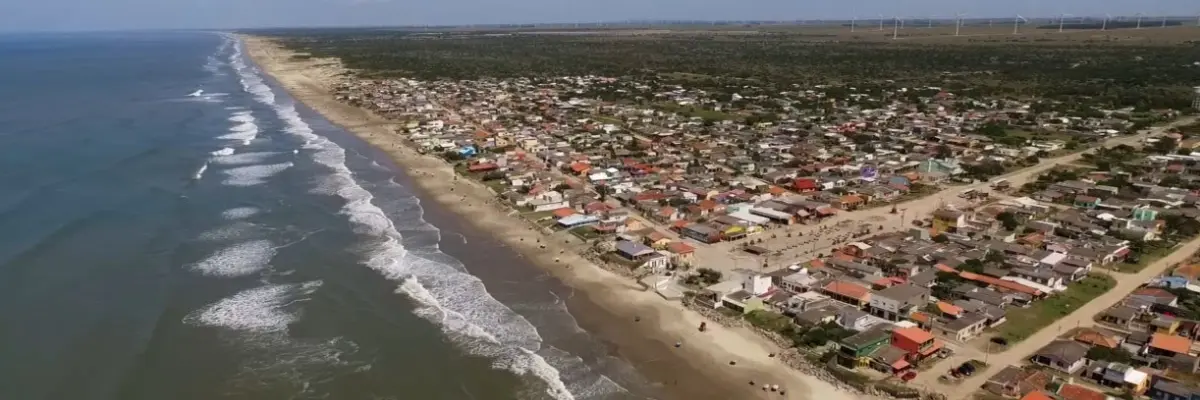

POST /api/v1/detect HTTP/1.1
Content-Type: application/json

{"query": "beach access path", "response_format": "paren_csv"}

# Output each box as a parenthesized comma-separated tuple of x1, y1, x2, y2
(239, 35, 864, 400)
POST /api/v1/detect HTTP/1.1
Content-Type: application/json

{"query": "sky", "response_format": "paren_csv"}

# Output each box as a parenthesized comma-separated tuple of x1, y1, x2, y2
(0, 0, 1196, 32)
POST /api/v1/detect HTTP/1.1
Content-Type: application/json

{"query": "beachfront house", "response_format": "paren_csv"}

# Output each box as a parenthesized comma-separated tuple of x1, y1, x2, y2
(613, 240, 669, 272)
(867, 284, 928, 322)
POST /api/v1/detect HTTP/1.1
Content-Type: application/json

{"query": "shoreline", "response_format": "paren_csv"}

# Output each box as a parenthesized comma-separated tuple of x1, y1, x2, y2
(239, 35, 862, 400)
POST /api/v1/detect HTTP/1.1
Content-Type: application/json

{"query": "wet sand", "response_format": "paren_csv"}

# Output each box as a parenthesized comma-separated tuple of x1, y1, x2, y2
(241, 34, 859, 400)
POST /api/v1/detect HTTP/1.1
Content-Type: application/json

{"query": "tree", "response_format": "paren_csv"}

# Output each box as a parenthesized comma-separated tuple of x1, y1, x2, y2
(996, 211, 1020, 231)
(960, 259, 985, 274)
(595, 184, 610, 202)
(935, 145, 953, 159)
(932, 234, 949, 243)
(1086, 346, 1134, 364)
(1151, 138, 1178, 155)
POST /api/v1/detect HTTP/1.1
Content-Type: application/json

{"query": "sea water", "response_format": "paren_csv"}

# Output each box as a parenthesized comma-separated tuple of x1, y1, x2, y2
(0, 32, 649, 400)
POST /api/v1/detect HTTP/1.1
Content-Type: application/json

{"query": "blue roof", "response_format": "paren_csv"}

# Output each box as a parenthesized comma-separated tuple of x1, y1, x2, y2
(615, 240, 655, 257)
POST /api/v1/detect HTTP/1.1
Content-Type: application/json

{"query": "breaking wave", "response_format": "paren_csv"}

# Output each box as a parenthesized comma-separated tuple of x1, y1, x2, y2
(220, 162, 292, 187)
(221, 206, 261, 220)
(229, 37, 581, 400)
(219, 110, 259, 142)
(188, 239, 275, 277)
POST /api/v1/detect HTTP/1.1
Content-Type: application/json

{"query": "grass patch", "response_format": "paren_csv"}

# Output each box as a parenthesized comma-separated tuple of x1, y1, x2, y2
(1115, 244, 1175, 273)
(744, 310, 793, 332)
(568, 226, 600, 240)
(654, 101, 735, 121)
(997, 274, 1116, 343)
(522, 210, 556, 221)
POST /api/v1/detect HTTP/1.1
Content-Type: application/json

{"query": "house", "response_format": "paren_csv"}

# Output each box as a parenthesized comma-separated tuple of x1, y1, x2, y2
(1131, 288, 1180, 308)
(836, 307, 878, 331)
(643, 230, 672, 249)
(891, 326, 942, 362)
(613, 240, 670, 272)
(1020, 391, 1055, 400)
(794, 178, 819, 193)
(1085, 361, 1150, 395)
(720, 276, 774, 314)
(1147, 333, 1193, 357)
(836, 195, 865, 210)
(1074, 328, 1122, 349)
(1056, 383, 1111, 400)
(679, 223, 721, 244)
(985, 366, 1050, 397)
(523, 190, 570, 212)
(869, 345, 913, 374)
(1100, 306, 1147, 331)
(932, 208, 966, 234)
(1147, 376, 1200, 400)
(935, 313, 989, 342)
(821, 280, 872, 307)
(1074, 195, 1101, 209)
(868, 284, 928, 321)
(837, 325, 893, 368)
(1030, 340, 1090, 374)
(665, 241, 696, 267)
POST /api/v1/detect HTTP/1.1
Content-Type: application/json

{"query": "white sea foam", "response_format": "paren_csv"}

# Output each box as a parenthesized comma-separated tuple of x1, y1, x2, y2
(220, 162, 292, 187)
(210, 147, 236, 156)
(189, 239, 276, 277)
(221, 207, 261, 220)
(197, 221, 260, 241)
(193, 162, 208, 180)
(219, 110, 259, 142)
(210, 151, 282, 166)
(229, 38, 579, 400)
(183, 281, 320, 333)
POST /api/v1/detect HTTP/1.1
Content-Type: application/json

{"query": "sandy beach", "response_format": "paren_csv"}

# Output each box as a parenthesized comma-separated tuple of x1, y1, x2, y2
(240, 34, 861, 400)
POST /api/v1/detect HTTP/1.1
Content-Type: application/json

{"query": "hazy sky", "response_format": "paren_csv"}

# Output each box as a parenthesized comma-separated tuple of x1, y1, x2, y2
(1, 0, 1196, 32)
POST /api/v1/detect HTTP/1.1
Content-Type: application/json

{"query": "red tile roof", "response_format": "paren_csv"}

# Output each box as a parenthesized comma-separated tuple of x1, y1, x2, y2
(1150, 333, 1192, 355)
(822, 281, 871, 301)
(893, 327, 934, 345)
(667, 242, 695, 254)
(1057, 384, 1106, 400)
(794, 178, 818, 190)
(1019, 391, 1054, 400)
(936, 301, 963, 317)
(551, 208, 577, 218)
(958, 271, 1043, 296)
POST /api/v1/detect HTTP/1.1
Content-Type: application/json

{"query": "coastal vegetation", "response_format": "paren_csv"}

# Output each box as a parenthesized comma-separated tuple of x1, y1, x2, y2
(271, 29, 1200, 111)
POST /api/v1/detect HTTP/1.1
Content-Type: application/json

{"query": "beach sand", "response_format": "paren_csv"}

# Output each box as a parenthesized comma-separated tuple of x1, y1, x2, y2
(241, 35, 860, 400)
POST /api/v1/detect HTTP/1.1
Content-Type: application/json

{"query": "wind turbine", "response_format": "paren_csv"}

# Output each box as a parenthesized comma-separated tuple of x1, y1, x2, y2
(954, 13, 967, 36)
(851, 16, 857, 32)
(1058, 13, 1073, 33)
(893, 16, 901, 39)
(1013, 14, 1028, 35)
(878, 14, 885, 31)
(1136, 13, 1145, 29)
(1161, 15, 1168, 28)
(926, 15, 935, 29)
(1102, 14, 1112, 31)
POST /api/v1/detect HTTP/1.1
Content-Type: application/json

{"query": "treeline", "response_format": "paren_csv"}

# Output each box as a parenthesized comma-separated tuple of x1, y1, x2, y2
(273, 30, 1200, 110)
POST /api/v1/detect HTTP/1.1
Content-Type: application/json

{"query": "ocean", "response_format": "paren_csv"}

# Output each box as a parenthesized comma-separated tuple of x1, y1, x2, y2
(0, 32, 655, 400)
